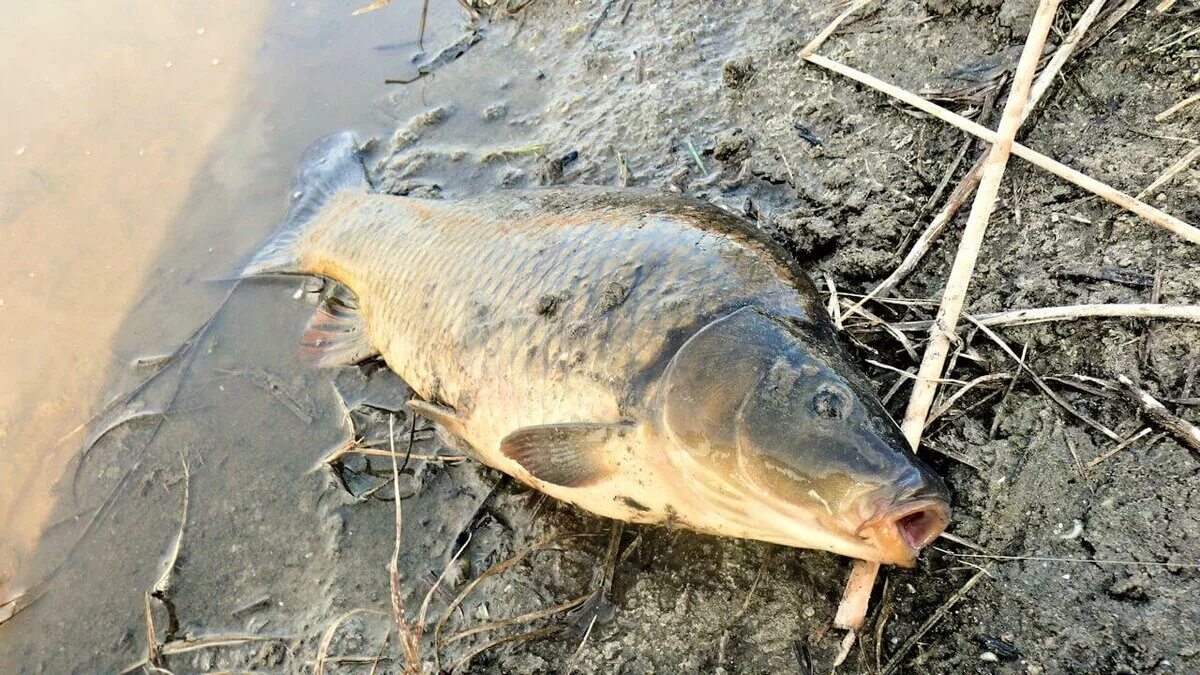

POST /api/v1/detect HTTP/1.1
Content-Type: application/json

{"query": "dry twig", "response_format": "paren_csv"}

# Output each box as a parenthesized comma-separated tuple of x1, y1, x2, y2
(1155, 93, 1199, 122)
(1116, 375, 1200, 460)
(881, 303, 1200, 331)
(1088, 427, 1153, 467)
(1137, 145, 1200, 199)
(880, 568, 990, 675)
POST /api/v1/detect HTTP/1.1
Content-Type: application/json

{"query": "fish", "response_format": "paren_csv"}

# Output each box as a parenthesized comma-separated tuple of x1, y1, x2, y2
(244, 132, 951, 567)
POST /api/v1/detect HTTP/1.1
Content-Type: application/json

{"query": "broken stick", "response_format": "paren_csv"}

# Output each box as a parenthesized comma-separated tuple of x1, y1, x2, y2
(1117, 375, 1200, 461)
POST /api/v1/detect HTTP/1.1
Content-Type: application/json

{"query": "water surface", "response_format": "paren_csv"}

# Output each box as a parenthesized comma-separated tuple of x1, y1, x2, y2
(0, 0, 461, 608)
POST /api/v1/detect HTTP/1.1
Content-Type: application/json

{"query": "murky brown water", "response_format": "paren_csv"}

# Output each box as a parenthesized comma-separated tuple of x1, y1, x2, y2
(0, 0, 460, 599)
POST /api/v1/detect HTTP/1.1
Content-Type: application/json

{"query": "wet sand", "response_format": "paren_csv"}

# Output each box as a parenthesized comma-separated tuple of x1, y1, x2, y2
(0, 0, 460, 611)
(0, 0, 271, 582)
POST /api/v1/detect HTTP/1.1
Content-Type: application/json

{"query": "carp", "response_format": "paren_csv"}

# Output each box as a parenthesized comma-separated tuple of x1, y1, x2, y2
(245, 133, 950, 566)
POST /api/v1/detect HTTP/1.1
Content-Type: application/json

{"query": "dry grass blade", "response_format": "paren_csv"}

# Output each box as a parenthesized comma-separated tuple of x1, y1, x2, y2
(866, 359, 970, 385)
(947, 551, 1200, 567)
(847, 304, 919, 361)
(368, 632, 391, 675)
(416, 534, 474, 640)
(119, 634, 288, 674)
(802, 53, 1200, 244)
(359, 447, 463, 461)
(1116, 375, 1200, 460)
(321, 444, 467, 465)
(448, 625, 563, 674)
(1155, 93, 1199, 122)
(385, 414, 422, 673)
(315, 608, 387, 675)
(143, 593, 162, 671)
(925, 372, 1012, 427)
(153, 451, 191, 597)
(969, 317, 1121, 442)
(880, 568, 990, 675)
(846, 160, 983, 317)
(1088, 427, 1153, 467)
(433, 537, 550, 665)
(563, 615, 597, 675)
(1151, 26, 1200, 53)
(734, 545, 774, 622)
(444, 593, 590, 645)
(1136, 145, 1200, 199)
(938, 531, 988, 552)
(799, 0, 875, 56)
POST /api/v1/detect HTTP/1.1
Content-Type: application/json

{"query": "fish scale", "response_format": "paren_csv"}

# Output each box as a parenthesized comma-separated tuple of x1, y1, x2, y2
(310, 192, 808, 453)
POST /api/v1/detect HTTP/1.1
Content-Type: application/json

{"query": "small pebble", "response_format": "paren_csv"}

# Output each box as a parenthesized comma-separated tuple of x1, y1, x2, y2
(980, 651, 999, 663)
(802, 606, 815, 618)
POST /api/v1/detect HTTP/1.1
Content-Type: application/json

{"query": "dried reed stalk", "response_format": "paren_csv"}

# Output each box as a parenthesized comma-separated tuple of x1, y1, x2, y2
(833, 0, 1062, 640)
(804, 53, 1200, 245)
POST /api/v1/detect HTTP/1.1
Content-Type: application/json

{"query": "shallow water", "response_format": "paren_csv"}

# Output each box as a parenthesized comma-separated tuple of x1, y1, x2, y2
(0, 0, 463, 614)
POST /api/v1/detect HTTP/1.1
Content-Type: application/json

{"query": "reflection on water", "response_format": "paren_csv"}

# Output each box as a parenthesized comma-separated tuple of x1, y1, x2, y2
(0, 0, 459, 595)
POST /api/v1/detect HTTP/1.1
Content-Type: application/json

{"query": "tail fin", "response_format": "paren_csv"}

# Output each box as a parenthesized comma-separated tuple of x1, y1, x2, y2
(242, 131, 369, 276)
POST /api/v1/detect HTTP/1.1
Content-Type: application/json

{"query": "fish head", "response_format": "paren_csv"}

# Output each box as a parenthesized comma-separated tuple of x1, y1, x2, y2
(659, 306, 949, 566)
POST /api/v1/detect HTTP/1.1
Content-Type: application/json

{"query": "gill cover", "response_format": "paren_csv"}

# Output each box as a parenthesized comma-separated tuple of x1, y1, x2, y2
(659, 305, 928, 511)
(660, 306, 791, 455)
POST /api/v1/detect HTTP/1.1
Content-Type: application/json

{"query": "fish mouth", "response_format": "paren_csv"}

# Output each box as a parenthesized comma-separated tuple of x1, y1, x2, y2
(857, 498, 950, 567)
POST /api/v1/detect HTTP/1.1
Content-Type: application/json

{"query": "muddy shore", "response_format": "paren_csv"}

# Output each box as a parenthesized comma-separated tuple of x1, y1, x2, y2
(3, 0, 1199, 673)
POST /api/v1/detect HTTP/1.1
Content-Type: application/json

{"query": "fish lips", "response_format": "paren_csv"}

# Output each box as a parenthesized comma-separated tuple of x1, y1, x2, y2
(856, 484, 952, 567)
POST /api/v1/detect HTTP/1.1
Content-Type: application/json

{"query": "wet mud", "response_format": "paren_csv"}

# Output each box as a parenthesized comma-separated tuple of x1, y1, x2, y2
(3, 0, 1199, 673)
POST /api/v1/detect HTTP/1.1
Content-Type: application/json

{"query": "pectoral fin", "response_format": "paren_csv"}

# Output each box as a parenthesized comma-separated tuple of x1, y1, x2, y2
(500, 422, 629, 488)
(300, 291, 379, 367)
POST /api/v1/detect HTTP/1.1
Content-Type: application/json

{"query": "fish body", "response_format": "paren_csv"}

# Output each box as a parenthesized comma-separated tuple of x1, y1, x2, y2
(247, 133, 950, 566)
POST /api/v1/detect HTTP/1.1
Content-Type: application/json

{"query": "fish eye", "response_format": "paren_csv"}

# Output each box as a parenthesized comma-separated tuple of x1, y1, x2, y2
(811, 385, 851, 419)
